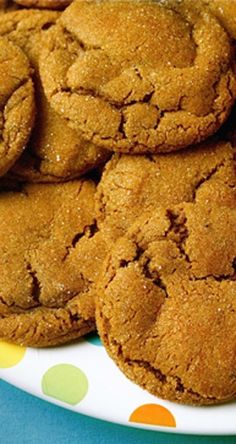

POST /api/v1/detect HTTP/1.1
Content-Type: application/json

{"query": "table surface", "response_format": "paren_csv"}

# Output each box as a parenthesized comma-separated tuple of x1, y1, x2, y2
(0, 380, 235, 444)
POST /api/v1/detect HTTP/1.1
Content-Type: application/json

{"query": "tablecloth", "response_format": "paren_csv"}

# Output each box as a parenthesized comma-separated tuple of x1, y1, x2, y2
(0, 380, 235, 444)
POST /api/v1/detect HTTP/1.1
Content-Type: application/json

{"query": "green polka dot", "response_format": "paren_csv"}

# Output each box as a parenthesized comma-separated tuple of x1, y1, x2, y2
(42, 364, 88, 406)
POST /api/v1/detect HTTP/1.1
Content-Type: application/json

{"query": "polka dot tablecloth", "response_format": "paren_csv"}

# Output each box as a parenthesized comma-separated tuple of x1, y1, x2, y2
(0, 335, 235, 435)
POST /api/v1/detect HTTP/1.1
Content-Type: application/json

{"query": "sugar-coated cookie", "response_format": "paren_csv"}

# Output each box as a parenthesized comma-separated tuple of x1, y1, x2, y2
(96, 162, 236, 404)
(40, 0, 236, 153)
(0, 180, 99, 347)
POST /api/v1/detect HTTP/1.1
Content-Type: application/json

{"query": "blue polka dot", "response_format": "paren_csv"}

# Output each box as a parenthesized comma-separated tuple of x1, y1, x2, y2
(85, 333, 103, 347)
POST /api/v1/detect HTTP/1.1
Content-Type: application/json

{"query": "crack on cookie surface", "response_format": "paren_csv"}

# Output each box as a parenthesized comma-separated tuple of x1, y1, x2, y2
(26, 262, 41, 304)
(191, 161, 226, 200)
(62, 219, 99, 262)
(126, 358, 167, 383)
(105, 326, 221, 403)
(124, 358, 218, 401)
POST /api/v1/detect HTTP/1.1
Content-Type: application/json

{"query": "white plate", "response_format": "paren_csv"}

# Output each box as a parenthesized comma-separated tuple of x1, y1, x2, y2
(0, 335, 235, 435)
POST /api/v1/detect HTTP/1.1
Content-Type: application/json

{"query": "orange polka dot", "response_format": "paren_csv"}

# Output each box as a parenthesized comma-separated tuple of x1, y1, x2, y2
(129, 403, 176, 428)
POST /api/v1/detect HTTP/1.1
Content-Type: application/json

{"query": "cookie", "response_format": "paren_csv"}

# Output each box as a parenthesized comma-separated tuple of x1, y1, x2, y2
(13, 0, 72, 9)
(96, 161, 236, 405)
(0, 10, 109, 182)
(202, 0, 236, 39)
(40, 0, 236, 154)
(96, 140, 235, 240)
(0, 9, 60, 63)
(0, 180, 101, 347)
(11, 88, 110, 182)
(0, 37, 35, 176)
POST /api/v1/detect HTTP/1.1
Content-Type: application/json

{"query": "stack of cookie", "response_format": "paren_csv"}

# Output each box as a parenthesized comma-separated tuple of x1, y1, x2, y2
(0, 0, 235, 406)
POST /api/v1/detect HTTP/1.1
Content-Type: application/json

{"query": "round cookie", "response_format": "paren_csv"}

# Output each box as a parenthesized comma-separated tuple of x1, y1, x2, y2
(0, 37, 35, 176)
(93, 140, 235, 322)
(13, 0, 72, 9)
(96, 164, 236, 405)
(11, 88, 110, 182)
(0, 10, 109, 182)
(40, 0, 236, 154)
(0, 180, 102, 347)
(96, 140, 235, 240)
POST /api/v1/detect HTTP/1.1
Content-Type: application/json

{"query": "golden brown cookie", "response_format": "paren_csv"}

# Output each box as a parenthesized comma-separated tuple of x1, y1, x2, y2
(13, 0, 72, 9)
(0, 10, 109, 182)
(201, 0, 236, 39)
(96, 160, 236, 405)
(0, 180, 100, 347)
(96, 140, 235, 240)
(10, 89, 110, 182)
(93, 139, 235, 316)
(0, 9, 60, 63)
(0, 37, 35, 176)
(40, 0, 236, 154)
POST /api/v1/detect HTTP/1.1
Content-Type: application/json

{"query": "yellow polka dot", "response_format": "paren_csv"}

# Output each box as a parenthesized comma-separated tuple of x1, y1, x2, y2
(0, 341, 26, 368)
(129, 403, 176, 428)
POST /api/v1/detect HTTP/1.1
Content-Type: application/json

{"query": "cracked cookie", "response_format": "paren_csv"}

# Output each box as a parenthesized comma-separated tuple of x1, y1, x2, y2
(0, 180, 100, 347)
(68, 140, 235, 327)
(13, 0, 72, 9)
(40, 0, 236, 154)
(96, 140, 235, 240)
(0, 10, 109, 182)
(96, 162, 236, 405)
(0, 37, 35, 176)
